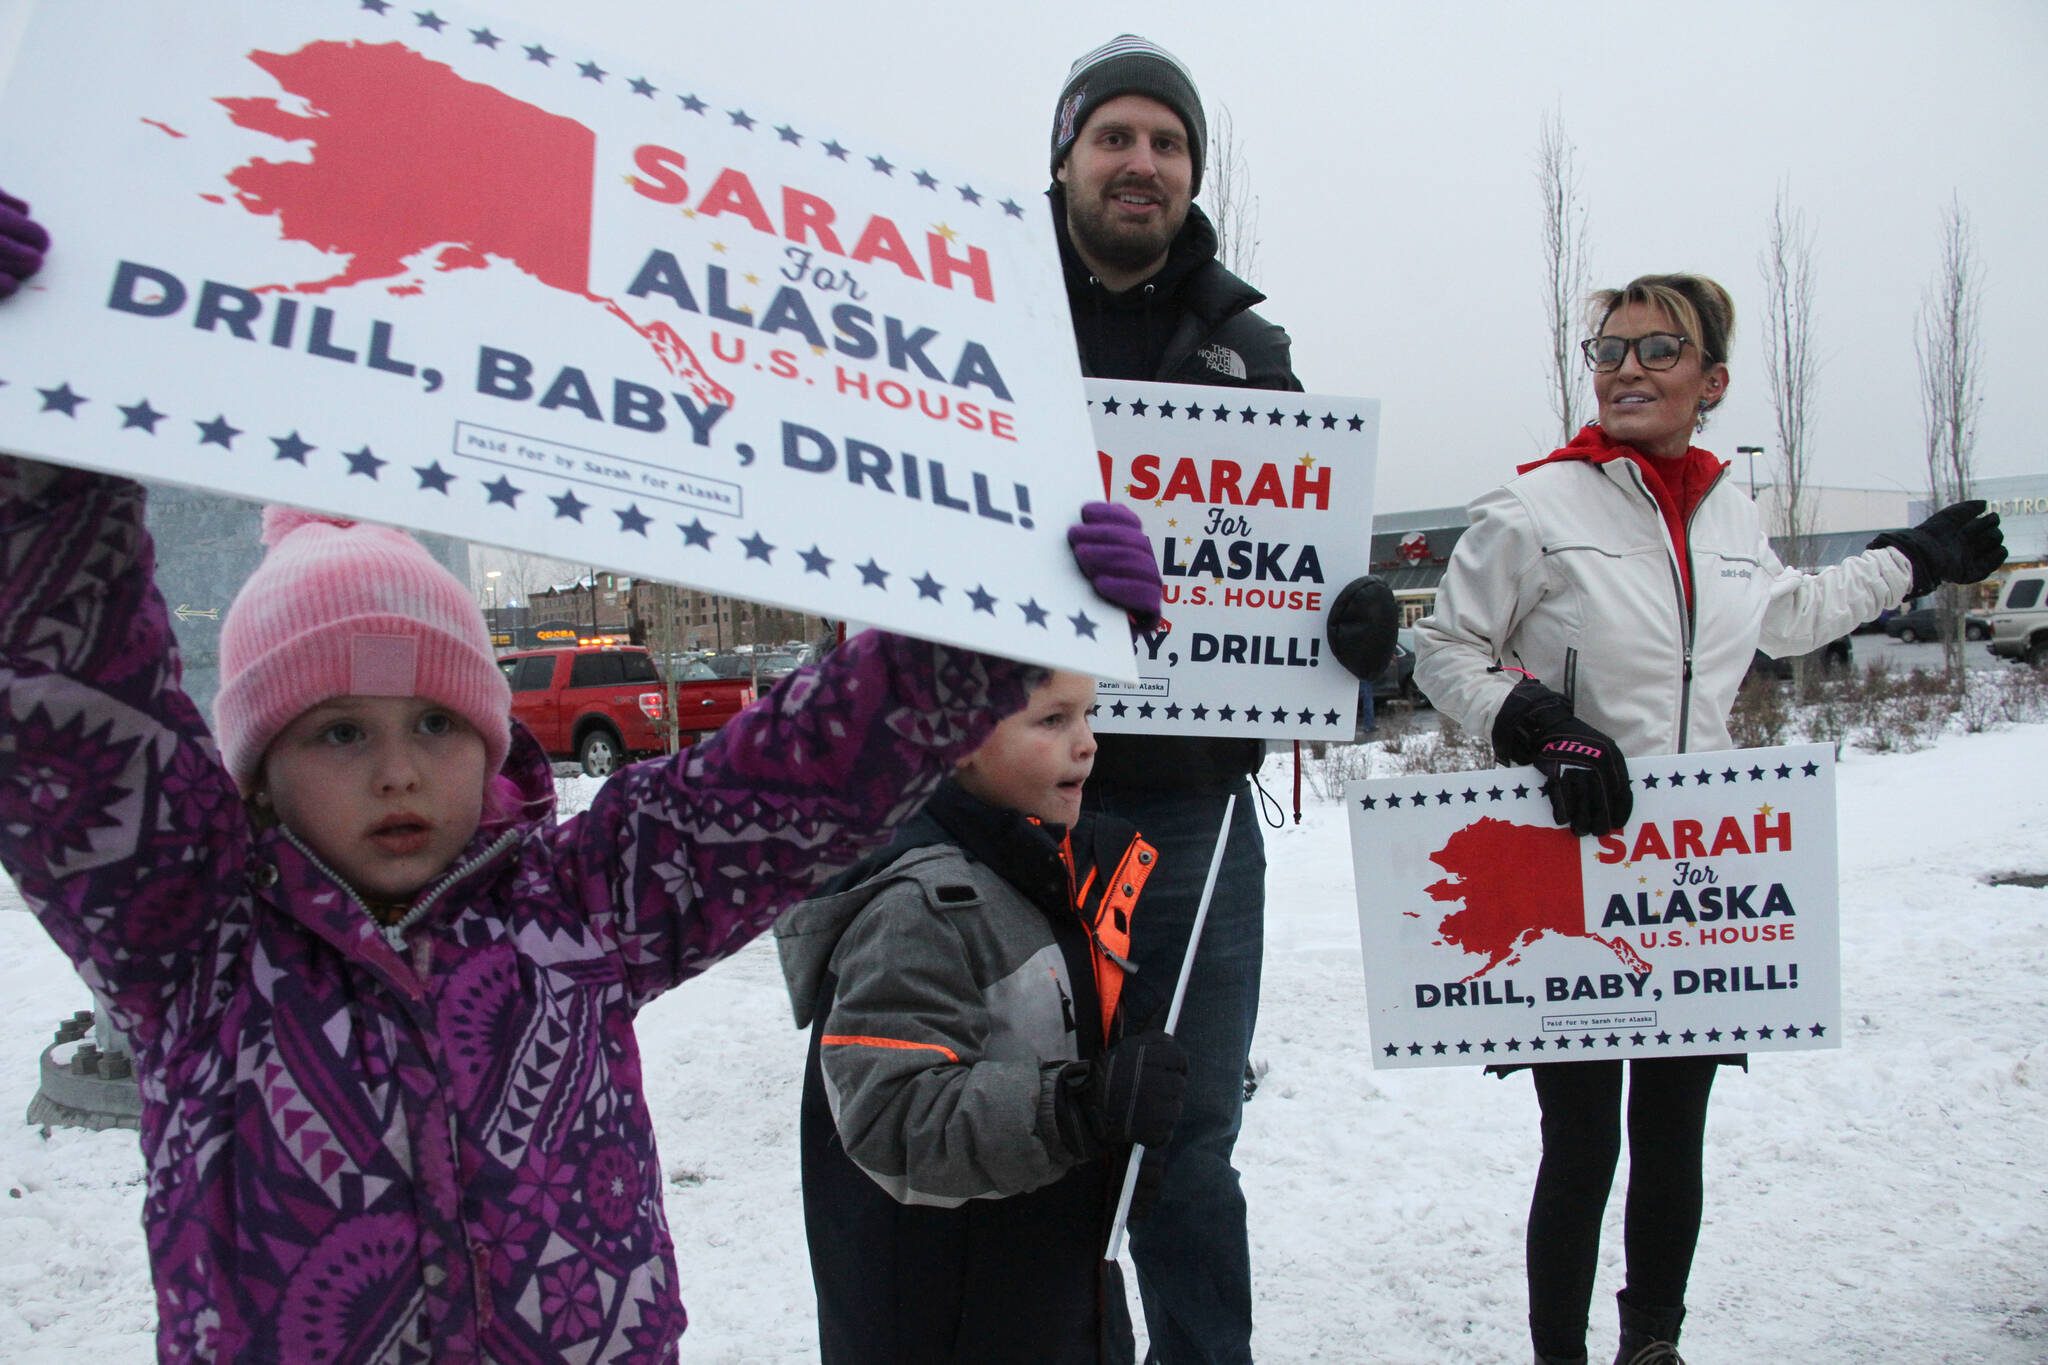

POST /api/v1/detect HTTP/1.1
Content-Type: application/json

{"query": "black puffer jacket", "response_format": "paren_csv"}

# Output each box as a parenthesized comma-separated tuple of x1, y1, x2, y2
(1054, 189, 1303, 790)
(781, 782, 1160, 1364)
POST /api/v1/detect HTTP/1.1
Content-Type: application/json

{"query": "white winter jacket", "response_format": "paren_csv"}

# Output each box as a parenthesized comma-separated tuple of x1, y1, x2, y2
(1414, 452, 1914, 758)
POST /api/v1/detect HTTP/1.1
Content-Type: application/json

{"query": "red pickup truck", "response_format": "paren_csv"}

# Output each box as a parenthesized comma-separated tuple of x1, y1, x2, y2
(497, 643, 756, 776)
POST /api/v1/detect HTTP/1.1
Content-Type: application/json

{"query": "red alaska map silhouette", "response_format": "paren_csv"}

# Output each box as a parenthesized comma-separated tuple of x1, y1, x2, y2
(215, 40, 729, 406)
(1424, 817, 1648, 980)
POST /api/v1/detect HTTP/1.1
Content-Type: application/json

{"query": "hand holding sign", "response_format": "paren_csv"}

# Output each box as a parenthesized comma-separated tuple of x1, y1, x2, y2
(0, 188, 48, 299)
(1068, 501, 1161, 629)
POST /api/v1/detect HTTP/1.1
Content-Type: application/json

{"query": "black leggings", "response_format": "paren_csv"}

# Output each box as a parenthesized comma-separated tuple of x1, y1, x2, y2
(1526, 1057, 1719, 1359)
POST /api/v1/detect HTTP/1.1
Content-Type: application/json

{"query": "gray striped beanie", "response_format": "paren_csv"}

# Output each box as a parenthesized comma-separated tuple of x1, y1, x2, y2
(1051, 34, 1206, 196)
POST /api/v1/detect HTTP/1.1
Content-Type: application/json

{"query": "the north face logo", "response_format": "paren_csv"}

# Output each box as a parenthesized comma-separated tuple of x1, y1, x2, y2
(1196, 344, 1247, 379)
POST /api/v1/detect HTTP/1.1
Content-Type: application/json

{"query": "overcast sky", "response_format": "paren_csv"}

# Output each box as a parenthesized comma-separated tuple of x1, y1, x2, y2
(477, 0, 2046, 518)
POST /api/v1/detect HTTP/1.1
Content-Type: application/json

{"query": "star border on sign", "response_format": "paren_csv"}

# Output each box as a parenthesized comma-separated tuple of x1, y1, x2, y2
(196, 414, 242, 448)
(118, 398, 166, 432)
(343, 445, 385, 478)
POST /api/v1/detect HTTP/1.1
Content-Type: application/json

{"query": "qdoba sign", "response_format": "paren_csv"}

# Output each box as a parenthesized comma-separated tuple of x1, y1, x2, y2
(1347, 744, 1842, 1069)
(0, 0, 1134, 680)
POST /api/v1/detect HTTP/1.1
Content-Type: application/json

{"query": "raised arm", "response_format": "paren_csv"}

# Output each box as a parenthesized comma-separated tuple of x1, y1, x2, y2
(555, 631, 1041, 1003)
(0, 457, 252, 1058)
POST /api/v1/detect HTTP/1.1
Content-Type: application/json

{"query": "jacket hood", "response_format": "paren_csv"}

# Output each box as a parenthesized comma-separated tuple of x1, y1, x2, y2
(774, 842, 963, 1029)
(485, 718, 558, 834)
(773, 781, 1079, 1028)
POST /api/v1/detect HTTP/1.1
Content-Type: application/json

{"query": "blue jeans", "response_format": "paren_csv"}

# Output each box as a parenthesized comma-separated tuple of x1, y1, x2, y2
(1083, 783, 1265, 1365)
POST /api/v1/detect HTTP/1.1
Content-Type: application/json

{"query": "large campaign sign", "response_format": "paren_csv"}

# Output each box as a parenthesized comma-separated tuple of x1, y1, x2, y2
(1349, 744, 1841, 1069)
(0, 0, 1134, 678)
(1089, 380, 1378, 739)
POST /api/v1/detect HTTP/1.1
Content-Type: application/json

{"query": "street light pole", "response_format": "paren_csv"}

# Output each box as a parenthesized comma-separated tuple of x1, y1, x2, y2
(1736, 445, 1765, 497)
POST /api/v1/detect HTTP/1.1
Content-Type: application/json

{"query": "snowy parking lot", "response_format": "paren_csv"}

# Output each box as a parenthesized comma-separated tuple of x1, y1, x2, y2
(1, 722, 2044, 1363)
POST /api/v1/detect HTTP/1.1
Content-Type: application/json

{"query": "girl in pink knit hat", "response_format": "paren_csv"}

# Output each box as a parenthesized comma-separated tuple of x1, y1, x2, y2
(0, 190, 1162, 1365)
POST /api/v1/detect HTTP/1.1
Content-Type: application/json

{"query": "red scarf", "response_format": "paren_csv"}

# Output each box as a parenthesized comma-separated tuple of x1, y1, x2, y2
(1519, 425, 1727, 609)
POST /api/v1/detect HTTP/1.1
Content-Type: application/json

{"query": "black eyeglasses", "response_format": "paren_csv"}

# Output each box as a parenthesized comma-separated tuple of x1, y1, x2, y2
(1580, 332, 1692, 372)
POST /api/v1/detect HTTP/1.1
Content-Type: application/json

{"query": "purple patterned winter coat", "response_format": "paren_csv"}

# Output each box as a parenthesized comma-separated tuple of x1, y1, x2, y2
(0, 459, 1035, 1364)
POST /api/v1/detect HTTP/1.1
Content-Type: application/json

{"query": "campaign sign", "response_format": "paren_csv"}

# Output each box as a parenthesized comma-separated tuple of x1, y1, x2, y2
(0, 0, 1134, 679)
(1348, 744, 1840, 1069)
(1088, 380, 1378, 739)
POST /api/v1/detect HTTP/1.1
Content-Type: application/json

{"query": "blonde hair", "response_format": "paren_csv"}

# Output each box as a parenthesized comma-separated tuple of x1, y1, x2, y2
(1589, 274, 1736, 368)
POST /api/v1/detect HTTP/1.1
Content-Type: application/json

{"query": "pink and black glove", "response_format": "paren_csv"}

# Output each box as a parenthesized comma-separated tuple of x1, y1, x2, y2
(1492, 677, 1632, 837)
(0, 188, 50, 301)
(1068, 501, 1161, 630)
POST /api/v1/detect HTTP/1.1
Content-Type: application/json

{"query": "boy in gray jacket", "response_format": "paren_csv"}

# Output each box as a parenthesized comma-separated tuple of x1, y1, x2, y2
(777, 668, 1188, 1365)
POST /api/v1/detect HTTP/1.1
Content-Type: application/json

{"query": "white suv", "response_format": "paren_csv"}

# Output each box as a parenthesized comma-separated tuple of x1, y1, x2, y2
(1985, 569, 2048, 667)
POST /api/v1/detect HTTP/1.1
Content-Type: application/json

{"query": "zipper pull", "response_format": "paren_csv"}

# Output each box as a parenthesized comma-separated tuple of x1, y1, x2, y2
(383, 923, 407, 951)
(1683, 650, 1694, 681)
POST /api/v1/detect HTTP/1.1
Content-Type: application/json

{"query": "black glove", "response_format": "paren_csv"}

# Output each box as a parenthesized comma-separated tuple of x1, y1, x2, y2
(0, 188, 50, 301)
(1868, 499, 2006, 600)
(1491, 678, 1632, 837)
(1326, 575, 1399, 679)
(1056, 1028, 1188, 1156)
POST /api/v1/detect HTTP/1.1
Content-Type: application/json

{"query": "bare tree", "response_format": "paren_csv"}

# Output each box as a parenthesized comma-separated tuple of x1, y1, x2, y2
(1536, 105, 1592, 445)
(1758, 184, 1820, 572)
(472, 546, 575, 609)
(1207, 104, 1261, 281)
(1916, 195, 1986, 683)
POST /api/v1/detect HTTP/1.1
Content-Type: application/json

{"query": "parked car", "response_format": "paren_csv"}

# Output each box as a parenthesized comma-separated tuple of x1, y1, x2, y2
(750, 649, 809, 685)
(497, 642, 756, 776)
(1986, 568, 2048, 667)
(1372, 628, 1418, 703)
(1883, 605, 1990, 642)
(1746, 635, 1853, 683)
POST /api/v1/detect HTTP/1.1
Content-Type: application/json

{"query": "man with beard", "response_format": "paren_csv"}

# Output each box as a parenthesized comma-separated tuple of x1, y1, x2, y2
(1046, 37, 1302, 1365)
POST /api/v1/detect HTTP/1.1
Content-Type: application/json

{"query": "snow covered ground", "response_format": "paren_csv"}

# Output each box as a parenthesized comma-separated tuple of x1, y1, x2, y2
(1, 725, 2044, 1363)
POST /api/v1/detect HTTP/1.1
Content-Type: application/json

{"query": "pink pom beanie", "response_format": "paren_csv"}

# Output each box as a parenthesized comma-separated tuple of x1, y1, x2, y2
(214, 507, 512, 794)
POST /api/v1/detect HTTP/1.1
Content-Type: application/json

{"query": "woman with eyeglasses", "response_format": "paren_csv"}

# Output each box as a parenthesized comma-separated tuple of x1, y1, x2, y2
(1413, 273, 2003, 1365)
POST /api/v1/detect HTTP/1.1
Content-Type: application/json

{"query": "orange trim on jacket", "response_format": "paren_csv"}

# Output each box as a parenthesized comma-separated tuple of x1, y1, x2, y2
(1063, 829, 1156, 1037)
(821, 1034, 962, 1064)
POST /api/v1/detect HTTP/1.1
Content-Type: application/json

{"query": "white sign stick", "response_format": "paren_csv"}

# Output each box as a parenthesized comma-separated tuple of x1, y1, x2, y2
(1103, 793, 1235, 1262)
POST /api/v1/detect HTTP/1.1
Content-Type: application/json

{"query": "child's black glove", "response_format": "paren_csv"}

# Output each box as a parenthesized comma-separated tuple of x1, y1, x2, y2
(1491, 677, 1632, 837)
(1867, 499, 2006, 599)
(1056, 1028, 1188, 1156)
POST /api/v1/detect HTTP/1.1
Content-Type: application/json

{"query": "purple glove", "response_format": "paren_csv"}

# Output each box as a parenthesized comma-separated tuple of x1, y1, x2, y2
(1068, 501, 1162, 628)
(0, 188, 51, 301)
